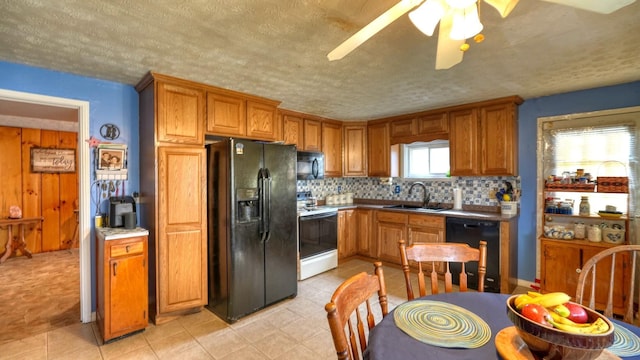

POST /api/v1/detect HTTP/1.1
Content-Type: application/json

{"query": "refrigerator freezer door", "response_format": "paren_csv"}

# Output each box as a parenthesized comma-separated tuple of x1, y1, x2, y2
(263, 143, 298, 306)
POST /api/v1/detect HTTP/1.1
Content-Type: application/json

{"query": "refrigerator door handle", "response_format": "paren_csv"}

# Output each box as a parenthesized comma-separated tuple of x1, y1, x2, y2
(258, 168, 267, 242)
(263, 168, 272, 242)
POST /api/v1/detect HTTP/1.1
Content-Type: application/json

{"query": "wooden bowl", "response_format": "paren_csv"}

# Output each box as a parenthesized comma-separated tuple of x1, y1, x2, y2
(506, 295, 615, 359)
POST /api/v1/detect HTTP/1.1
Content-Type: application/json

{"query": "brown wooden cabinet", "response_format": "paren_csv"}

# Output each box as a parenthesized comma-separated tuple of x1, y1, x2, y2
(541, 238, 627, 314)
(407, 214, 445, 273)
(322, 121, 343, 177)
(338, 209, 357, 259)
(375, 211, 408, 264)
(96, 231, 148, 342)
(356, 209, 374, 257)
(343, 124, 367, 177)
(449, 97, 521, 176)
(389, 112, 449, 145)
(136, 72, 208, 324)
(206, 91, 246, 137)
(156, 80, 205, 145)
(282, 113, 303, 148)
(205, 89, 281, 142)
(303, 119, 322, 151)
(367, 121, 391, 177)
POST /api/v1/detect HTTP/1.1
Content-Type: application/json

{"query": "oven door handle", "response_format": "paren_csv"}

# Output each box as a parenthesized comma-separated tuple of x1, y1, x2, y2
(299, 211, 337, 221)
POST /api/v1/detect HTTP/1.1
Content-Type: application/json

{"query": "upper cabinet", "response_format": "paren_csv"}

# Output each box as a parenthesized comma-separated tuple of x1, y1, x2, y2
(282, 112, 303, 148)
(449, 96, 522, 176)
(389, 111, 449, 145)
(368, 121, 399, 177)
(322, 120, 343, 177)
(205, 88, 281, 142)
(303, 119, 322, 151)
(343, 123, 367, 177)
(156, 79, 205, 145)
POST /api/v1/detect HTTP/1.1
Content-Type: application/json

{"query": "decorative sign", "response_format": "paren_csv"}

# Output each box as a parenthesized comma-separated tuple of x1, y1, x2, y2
(31, 148, 76, 173)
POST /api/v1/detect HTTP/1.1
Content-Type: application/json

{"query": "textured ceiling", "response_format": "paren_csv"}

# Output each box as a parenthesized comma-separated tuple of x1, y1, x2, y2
(0, 0, 639, 121)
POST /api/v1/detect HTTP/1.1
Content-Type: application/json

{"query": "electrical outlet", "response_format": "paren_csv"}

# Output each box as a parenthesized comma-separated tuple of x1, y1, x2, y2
(394, 185, 401, 194)
(337, 185, 342, 193)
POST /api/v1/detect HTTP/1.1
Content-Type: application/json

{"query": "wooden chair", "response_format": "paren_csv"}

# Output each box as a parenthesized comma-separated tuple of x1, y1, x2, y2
(399, 239, 487, 300)
(325, 261, 388, 360)
(575, 244, 640, 324)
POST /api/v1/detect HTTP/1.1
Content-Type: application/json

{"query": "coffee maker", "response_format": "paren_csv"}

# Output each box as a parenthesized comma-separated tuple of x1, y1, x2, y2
(108, 196, 136, 228)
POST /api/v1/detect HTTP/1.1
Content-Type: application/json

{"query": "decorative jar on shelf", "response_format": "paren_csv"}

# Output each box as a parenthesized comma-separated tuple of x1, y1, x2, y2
(579, 196, 590, 216)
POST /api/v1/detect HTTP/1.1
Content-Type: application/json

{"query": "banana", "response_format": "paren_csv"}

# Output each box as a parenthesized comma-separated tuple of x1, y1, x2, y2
(546, 315, 610, 334)
(515, 294, 533, 309)
(553, 304, 570, 318)
(516, 292, 571, 310)
(527, 291, 542, 298)
(548, 311, 591, 327)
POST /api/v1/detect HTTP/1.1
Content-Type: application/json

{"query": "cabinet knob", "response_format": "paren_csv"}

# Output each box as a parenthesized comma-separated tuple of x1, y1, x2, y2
(576, 268, 581, 274)
(126, 245, 130, 253)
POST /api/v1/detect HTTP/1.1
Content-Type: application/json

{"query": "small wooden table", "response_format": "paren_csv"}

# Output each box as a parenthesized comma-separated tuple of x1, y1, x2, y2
(0, 217, 44, 263)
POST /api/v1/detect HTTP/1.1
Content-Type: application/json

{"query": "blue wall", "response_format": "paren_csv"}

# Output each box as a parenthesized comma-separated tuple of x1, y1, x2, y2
(517, 81, 640, 282)
(0, 60, 140, 310)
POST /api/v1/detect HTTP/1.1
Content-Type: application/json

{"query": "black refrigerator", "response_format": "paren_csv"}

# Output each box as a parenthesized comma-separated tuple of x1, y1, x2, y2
(206, 138, 298, 323)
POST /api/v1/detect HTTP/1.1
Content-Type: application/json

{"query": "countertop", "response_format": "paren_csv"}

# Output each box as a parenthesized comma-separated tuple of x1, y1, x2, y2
(324, 203, 518, 222)
(96, 226, 149, 241)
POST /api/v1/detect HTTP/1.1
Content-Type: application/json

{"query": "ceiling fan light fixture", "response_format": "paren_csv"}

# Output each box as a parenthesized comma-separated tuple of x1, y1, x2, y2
(483, 0, 519, 17)
(409, 0, 446, 36)
(450, 4, 483, 40)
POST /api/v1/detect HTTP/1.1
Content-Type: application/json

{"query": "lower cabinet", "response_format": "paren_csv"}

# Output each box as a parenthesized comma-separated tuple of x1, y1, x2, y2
(541, 238, 627, 314)
(356, 209, 374, 257)
(407, 214, 445, 272)
(96, 231, 149, 342)
(375, 211, 408, 264)
(338, 209, 357, 259)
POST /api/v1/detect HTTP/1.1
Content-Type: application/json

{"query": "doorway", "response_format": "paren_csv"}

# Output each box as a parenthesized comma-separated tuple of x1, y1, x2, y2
(0, 89, 91, 323)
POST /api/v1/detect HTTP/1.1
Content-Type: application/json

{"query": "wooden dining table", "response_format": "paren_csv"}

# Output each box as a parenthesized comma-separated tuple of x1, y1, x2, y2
(365, 292, 640, 360)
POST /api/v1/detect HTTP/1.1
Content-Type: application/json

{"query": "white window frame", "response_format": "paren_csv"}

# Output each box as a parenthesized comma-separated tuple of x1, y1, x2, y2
(401, 140, 450, 179)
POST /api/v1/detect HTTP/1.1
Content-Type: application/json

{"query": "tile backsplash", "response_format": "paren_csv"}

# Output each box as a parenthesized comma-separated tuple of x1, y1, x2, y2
(297, 176, 521, 207)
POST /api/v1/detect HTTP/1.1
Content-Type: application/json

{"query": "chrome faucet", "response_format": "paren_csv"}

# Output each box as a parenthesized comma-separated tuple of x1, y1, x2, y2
(408, 182, 430, 208)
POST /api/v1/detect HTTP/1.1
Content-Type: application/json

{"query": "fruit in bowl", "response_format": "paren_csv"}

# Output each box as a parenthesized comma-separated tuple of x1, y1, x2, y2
(506, 292, 615, 359)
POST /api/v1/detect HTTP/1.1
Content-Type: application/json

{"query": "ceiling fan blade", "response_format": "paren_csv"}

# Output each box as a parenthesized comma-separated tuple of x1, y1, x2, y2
(435, 13, 464, 70)
(483, 0, 520, 18)
(327, 0, 424, 61)
(540, 0, 636, 14)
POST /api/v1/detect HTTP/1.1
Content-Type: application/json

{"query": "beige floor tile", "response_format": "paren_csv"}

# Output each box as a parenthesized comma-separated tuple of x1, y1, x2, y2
(218, 345, 269, 360)
(107, 346, 159, 360)
(147, 330, 209, 360)
(47, 322, 99, 359)
(301, 328, 336, 359)
(279, 343, 324, 360)
(197, 328, 248, 359)
(98, 332, 150, 360)
(0, 333, 46, 359)
(251, 330, 297, 359)
(143, 320, 187, 344)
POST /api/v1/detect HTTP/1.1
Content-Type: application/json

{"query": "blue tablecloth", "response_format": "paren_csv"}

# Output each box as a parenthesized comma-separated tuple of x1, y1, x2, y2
(365, 292, 640, 360)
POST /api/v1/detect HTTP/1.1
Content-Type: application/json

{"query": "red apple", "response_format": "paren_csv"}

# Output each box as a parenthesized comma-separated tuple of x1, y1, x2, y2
(564, 302, 589, 324)
(521, 303, 552, 327)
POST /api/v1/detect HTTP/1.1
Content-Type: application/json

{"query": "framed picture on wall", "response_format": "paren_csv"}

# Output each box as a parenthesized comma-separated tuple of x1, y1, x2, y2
(97, 144, 127, 171)
(31, 148, 76, 173)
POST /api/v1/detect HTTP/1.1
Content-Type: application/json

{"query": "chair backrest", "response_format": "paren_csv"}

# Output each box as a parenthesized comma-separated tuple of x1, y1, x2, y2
(399, 239, 487, 300)
(575, 244, 640, 324)
(325, 261, 388, 360)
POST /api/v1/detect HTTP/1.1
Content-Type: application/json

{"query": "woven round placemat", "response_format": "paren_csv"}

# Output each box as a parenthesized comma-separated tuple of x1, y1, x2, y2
(393, 300, 491, 349)
(608, 324, 640, 357)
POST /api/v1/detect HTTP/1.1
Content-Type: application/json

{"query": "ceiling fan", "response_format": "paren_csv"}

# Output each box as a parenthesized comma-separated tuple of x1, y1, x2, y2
(327, 0, 636, 69)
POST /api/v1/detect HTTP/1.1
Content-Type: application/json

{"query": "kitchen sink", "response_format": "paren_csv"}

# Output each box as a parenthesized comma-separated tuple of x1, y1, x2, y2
(383, 204, 446, 211)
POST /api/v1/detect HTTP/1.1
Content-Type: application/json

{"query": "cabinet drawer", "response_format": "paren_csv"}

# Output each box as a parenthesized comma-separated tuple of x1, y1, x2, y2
(111, 241, 144, 257)
(376, 211, 408, 224)
(409, 214, 444, 229)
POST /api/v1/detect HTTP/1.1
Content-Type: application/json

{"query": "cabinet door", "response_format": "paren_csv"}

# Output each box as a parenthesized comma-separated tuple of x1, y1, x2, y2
(390, 118, 415, 138)
(157, 147, 207, 313)
(338, 209, 357, 259)
(367, 122, 390, 177)
(247, 101, 280, 141)
(343, 124, 367, 177)
(356, 209, 373, 257)
(541, 241, 582, 296)
(157, 81, 205, 145)
(283, 114, 303, 148)
(449, 108, 478, 176)
(303, 119, 322, 151)
(206, 91, 246, 136)
(417, 112, 448, 135)
(375, 211, 407, 264)
(480, 103, 517, 175)
(110, 254, 147, 337)
(408, 214, 444, 272)
(322, 121, 343, 177)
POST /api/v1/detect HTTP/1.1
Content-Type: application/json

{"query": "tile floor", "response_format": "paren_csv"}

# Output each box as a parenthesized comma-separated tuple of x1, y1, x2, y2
(0, 258, 526, 360)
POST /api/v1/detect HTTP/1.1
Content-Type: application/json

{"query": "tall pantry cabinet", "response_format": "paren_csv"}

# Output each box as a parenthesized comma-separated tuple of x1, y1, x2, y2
(136, 72, 208, 324)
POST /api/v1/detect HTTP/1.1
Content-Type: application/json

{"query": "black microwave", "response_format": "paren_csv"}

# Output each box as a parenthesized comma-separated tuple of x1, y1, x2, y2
(297, 151, 324, 180)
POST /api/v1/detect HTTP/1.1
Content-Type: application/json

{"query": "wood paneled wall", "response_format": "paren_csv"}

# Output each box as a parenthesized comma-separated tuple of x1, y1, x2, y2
(0, 126, 78, 255)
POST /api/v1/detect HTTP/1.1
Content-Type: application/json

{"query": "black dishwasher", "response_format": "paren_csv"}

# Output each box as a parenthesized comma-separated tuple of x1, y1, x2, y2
(445, 217, 500, 293)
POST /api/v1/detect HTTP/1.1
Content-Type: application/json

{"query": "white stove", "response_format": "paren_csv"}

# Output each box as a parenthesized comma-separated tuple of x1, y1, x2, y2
(296, 192, 338, 280)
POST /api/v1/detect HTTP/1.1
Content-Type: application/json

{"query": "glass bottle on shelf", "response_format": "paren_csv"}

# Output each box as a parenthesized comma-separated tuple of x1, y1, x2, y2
(579, 196, 590, 216)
